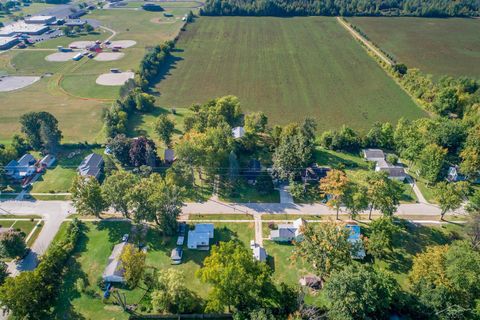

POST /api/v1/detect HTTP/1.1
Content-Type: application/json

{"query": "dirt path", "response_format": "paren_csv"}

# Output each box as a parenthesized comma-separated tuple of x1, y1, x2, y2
(336, 17, 394, 66)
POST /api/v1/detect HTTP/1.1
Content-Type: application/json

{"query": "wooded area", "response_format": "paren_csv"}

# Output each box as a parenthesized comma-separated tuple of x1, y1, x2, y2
(201, 0, 479, 17)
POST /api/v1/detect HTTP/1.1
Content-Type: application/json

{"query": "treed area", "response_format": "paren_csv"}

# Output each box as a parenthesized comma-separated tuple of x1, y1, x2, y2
(201, 0, 480, 17)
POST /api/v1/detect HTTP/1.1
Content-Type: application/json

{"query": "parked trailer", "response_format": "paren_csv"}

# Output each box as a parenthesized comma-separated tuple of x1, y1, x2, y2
(72, 53, 83, 61)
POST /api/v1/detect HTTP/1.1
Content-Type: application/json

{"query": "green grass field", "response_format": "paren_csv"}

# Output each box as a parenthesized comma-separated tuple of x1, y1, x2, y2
(348, 17, 480, 78)
(154, 16, 426, 132)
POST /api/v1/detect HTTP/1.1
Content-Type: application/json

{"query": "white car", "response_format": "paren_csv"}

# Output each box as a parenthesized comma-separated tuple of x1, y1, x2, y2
(122, 234, 129, 242)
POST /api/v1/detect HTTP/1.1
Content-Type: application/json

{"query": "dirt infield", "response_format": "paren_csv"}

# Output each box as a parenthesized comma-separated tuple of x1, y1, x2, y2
(45, 52, 79, 62)
(94, 52, 125, 61)
(96, 71, 134, 86)
(69, 41, 95, 49)
(107, 40, 136, 48)
(0, 76, 41, 92)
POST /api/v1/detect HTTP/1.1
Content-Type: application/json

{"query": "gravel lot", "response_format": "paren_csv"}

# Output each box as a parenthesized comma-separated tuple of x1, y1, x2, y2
(96, 71, 134, 86)
(0, 76, 41, 92)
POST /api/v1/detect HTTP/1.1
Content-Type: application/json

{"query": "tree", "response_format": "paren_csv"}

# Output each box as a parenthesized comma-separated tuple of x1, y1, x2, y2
(417, 144, 447, 184)
(71, 175, 107, 217)
(0, 261, 9, 285)
(84, 23, 94, 33)
(244, 112, 268, 133)
(466, 190, 480, 249)
(366, 217, 402, 259)
(107, 134, 131, 165)
(120, 243, 146, 288)
(151, 268, 199, 314)
(365, 122, 394, 149)
(227, 151, 240, 193)
(320, 169, 349, 220)
(293, 222, 351, 280)
(102, 170, 138, 218)
(0, 230, 27, 259)
(154, 114, 175, 147)
(434, 181, 468, 220)
(165, 160, 194, 190)
(343, 182, 369, 219)
(135, 92, 155, 112)
(325, 264, 399, 320)
(196, 241, 274, 313)
(129, 136, 157, 167)
(19, 111, 62, 153)
(460, 146, 480, 181)
(365, 171, 403, 219)
(409, 242, 480, 319)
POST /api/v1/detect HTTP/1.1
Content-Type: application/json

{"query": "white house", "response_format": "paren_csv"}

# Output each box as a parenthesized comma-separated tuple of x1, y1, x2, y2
(187, 224, 214, 250)
(270, 218, 307, 242)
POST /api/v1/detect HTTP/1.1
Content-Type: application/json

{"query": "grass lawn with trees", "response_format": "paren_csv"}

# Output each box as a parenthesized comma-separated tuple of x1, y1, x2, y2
(55, 221, 255, 319)
(154, 16, 426, 132)
(347, 17, 480, 78)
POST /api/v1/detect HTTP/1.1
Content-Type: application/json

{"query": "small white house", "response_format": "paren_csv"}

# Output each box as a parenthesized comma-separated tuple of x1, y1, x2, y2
(270, 218, 307, 242)
(232, 126, 245, 139)
(253, 245, 267, 262)
(187, 224, 214, 250)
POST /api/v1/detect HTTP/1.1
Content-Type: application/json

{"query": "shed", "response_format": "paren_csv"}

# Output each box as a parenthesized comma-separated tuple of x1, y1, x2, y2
(253, 246, 267, 262)
(40, 154, 56, 168)
(363, 149, 385, 162)
(232, 126, 245, 139)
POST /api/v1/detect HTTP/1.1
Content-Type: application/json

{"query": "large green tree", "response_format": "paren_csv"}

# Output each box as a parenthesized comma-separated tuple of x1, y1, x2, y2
(71, 175, 107, 217)
(365, 171, 403, 219)
(325, 264, 399, 320)
(154, 114, 175, 147)
(433, 181, 468, 220)
(120, 243, 146, 288)
(19, 111, 62, 153)
(293, 222, 351, 280)
(102, 170, 138, 218)
(417, 143, 447, 184)
(196, 241, 274, 313)
(0, 230, 27, 259)
(320, 169, 349, 220)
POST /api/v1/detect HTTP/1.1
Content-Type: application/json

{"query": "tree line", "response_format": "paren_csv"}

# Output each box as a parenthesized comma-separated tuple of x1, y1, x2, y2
(200, 0, 479, 17)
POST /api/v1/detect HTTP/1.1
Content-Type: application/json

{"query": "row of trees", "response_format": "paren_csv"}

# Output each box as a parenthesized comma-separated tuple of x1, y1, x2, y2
(71, 171, 184, 235)
(0, 219, 84, 319)
(201, 0, 479, 17)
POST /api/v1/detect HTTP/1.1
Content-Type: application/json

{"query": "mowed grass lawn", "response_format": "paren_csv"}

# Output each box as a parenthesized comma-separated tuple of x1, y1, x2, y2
(55, 221, 254, 319)
(348, 17, 480, 78)
(155, 17, 426, 131)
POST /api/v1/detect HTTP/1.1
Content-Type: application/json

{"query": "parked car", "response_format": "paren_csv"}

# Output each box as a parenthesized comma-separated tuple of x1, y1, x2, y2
(171, 247, 183, 265)
(122, 234, 129, 242)
(176, 236, 184, 246)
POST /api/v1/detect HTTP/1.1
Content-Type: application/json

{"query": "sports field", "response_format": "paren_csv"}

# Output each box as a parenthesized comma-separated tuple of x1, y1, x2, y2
(0, 3, 195, 143)
(348, 17, 480, 78)
(155, 17, 426, 131)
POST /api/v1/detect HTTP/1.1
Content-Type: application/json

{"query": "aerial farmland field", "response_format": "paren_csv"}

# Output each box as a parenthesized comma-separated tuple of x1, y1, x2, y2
(155, 16, 426, 132)
(348, 17, 480, 78)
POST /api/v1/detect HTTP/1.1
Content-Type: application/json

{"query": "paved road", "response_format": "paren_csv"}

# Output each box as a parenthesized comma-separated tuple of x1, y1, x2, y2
(1, 201, 73, 275)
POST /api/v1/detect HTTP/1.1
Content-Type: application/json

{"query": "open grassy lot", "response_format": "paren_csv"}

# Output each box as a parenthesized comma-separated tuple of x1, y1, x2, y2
(55, 221, 254, 319)
(348, 17, 480, 78)
(155, 16, 426, 132)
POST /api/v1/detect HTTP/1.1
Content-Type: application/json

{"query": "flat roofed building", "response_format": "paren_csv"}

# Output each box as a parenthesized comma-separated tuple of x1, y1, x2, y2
(187, 224, 214, 250)
(0, 21, 49, 36)
(25, 15, 56, 24)
(0, 37, 19, 50)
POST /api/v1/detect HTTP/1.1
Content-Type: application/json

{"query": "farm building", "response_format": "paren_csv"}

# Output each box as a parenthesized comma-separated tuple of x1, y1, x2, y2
(25, 15, 56, 25)
(102, 242, 126, 283)
(346, 225, 366, 260)
(5, 154, 36, 180)
(78, 153, 104, 179)
(0, 37, 19, 50)
(68, 9, 86, 19)
(187, 224, 214, 250)
(270, 218, 307, 242)
(0, 21, 49, 36)
(363, 149, 386, 162)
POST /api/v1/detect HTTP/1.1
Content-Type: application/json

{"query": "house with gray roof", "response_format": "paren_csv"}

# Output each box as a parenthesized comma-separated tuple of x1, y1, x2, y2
(270, 218, 307, 242)
(5, 154, 36, 180)
(78, 153, 104, 179)
(187, 224, 214, 250)
(253, 246, 267, 262)
(363, 149, 385, 162)
(102, 242, 126, 283)
(375, 159, 407, 181)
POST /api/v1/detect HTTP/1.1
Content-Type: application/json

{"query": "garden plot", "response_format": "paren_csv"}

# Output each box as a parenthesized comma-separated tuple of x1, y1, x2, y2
(45, 52, 79, 62)
(94, 52, 125, 61)
(0, 76, 41, 92)
(96, 71, 134, 86)
(107, 40, 136, 48)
